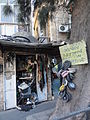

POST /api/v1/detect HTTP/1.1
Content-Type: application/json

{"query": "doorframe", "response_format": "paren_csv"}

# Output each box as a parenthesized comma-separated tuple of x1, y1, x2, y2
(3, 52, 17, 110)
(3, 53, 6, 110)
(15, 54, 37, 106)
(15, 54, 17, 107)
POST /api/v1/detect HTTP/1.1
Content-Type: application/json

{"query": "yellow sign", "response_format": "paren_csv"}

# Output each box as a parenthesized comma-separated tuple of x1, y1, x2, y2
(59, 40, 88, 65)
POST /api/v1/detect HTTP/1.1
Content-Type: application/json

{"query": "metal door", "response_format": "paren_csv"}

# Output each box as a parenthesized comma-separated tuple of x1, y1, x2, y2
(36, 55, 47, 102)
(4, 52, 16, 109)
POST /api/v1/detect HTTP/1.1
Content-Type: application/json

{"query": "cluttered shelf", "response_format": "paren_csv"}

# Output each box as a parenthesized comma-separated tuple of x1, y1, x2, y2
(17, 68, 26, 72)
(19, 76, 32, 80)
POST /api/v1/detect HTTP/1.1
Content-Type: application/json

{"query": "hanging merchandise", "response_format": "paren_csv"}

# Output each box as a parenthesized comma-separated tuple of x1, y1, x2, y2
(38, 55, 45, 91)
(6, 52, 15, 65)
(55, 60, 77, 103)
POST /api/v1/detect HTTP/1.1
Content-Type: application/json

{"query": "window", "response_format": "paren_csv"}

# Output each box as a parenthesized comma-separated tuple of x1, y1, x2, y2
(1, 5, 13, 22)
(0, 0, 14, 4)
(9, 0, 15, 4)
(0, 0, 7, 3)
(14, 25, 18, 33)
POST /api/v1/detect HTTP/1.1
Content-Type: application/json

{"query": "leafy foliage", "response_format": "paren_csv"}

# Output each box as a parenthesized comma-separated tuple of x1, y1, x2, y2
(3, 0, 56, 26)
(62, 0, 75, 13)
(17, 13, 25, 23)
(16, 0, 31, 23)
(3, 5, 13, 16)
(16, 0, 56, 27)
(38, 6, 48, 28)
(37, 0, 56, 28)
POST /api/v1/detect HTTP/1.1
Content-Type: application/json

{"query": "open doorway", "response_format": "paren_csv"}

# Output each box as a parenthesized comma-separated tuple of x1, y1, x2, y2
(16, 55, 37, 107)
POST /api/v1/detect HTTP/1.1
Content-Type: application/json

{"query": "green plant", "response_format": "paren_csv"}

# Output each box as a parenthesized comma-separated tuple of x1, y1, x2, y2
(17, 0, 31, 23)
(38, 0, 56, 28)
(2, 0, 56, 26)
(17, 13, 25, 23)
(38, 6, 49, 28)
(3, 5, 13, 16)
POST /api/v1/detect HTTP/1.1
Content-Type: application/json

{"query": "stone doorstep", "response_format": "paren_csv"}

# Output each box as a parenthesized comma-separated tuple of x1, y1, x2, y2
(26, 108, 54, 120)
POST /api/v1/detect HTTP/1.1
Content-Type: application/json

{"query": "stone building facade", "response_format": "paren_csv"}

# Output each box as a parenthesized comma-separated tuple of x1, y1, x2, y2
(49, 6, 71, 42)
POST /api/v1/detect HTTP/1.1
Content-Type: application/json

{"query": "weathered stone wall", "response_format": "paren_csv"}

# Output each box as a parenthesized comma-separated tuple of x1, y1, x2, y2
(0, 49, 4, 111)
(50, 0, 90, 120)
(50, 6, 69, 41)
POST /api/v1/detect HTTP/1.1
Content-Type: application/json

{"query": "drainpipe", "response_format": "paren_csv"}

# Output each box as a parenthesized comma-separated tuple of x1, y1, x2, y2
(31, 0, 36, 36)
(68, 13, 72, 30)
(49, 12, 53, 42)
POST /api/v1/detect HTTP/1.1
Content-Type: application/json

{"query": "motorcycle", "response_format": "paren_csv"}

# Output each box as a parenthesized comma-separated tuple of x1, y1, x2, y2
(17, 78, 38, 111)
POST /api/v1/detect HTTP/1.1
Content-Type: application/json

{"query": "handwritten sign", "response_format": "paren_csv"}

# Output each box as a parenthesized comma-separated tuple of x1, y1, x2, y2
(59, 40, 88, 65)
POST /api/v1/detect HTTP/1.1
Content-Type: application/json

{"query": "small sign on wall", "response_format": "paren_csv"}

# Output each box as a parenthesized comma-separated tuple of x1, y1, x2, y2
(59, 40, 88, 65)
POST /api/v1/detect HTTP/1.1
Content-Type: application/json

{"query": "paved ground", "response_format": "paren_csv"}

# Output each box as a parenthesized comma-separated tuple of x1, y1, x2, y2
(26, 108, 54, 120)
(0, 98, 57, 120)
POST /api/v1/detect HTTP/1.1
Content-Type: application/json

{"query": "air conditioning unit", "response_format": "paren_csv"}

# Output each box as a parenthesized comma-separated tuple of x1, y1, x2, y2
(59, 25, 69, 33)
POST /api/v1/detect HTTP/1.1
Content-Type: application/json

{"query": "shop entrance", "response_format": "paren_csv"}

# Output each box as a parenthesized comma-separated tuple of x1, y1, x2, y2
(4, 53, 48, 110)
(16, 55, 37, 106)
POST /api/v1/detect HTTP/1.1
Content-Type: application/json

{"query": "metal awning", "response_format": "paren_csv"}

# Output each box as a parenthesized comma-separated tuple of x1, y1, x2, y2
(0, 32, 66, 56)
